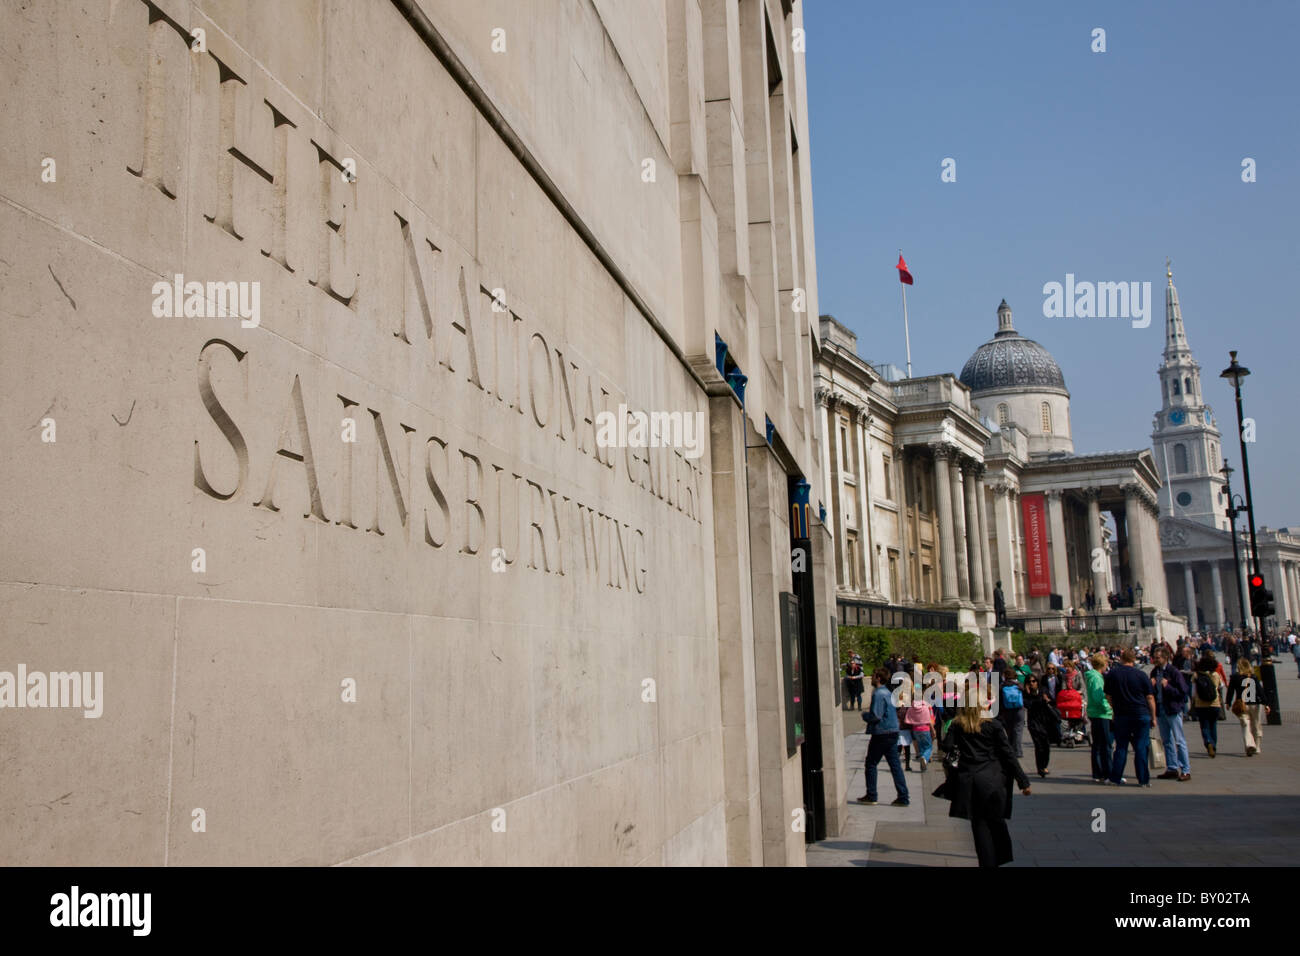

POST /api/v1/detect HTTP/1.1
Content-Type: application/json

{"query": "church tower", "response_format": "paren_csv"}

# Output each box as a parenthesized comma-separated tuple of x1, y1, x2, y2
(1151, 261, 1230, 530)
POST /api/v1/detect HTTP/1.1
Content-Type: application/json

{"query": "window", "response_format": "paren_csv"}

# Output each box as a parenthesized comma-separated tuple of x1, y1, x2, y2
(888, 550, 900, 601)
(1040, 402, 1052, 434)
(881, 456, 892, 500)
(1174, 443, 1189, 473)
(1185, 376, 1192, 394)
(997, 403, 1009, 426)
(1172, 379, 1180, 395)
(839, 422, 849, 471)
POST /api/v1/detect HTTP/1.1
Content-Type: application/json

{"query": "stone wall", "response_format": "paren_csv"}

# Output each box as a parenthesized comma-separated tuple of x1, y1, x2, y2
(0, 0, 827, 865)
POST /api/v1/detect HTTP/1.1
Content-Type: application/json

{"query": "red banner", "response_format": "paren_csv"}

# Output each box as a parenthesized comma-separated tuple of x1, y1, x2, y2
(1021, 493, 1052, 597)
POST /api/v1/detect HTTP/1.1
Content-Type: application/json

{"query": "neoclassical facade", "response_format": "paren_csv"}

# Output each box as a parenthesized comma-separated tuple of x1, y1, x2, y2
(818, 301, 1181, 643)
(1153, 268, 1300, 632)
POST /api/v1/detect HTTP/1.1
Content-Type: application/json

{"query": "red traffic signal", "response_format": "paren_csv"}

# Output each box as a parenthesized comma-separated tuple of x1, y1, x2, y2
(1250, 574, 1264, 588)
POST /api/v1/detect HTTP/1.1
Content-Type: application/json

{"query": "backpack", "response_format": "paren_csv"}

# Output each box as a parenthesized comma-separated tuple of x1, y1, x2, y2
(1001, 683, 1023, 710)
(1194, 672, 1217, 704)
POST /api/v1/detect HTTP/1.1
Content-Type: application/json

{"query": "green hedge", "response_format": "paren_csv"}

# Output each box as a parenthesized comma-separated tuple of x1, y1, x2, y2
(1011, 632, 1125, 657)
(839, 626, 982, 671)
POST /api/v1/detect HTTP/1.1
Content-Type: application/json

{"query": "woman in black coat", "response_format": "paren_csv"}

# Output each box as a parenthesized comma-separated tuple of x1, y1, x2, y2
(935, 705, 1032, 867)
(1023, 675, 1061, 777)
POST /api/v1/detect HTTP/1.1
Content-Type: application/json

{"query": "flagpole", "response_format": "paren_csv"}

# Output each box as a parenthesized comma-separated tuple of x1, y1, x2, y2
(900, 271, 913, 379)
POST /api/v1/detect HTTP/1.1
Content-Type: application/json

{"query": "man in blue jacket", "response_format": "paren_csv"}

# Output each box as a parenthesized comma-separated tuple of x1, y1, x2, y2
(1150, 646, 1191, 781)
(860, 668, 910, 806)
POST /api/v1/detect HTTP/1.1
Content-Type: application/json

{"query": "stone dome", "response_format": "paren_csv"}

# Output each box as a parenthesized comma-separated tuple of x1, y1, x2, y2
(959, 300, 1067, 393)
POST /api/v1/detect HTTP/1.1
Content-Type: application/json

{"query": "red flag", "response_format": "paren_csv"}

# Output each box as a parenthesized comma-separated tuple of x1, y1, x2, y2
(896, 254, 913, 285)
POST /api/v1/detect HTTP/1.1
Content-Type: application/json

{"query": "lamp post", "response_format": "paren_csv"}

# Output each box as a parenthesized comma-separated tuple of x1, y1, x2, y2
(1220, 461, 1249, 634)
(1219, 351, 1263, 637)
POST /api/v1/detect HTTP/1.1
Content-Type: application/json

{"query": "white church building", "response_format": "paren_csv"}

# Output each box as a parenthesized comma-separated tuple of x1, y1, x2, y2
(1152, 266, 1300, 633)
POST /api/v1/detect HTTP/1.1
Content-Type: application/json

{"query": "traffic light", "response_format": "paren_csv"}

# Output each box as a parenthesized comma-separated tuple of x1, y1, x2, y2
(1249, 573, 1276, 620)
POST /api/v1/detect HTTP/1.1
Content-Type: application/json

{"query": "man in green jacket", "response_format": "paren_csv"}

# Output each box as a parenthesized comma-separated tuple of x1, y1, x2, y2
(1084, 653, 1114, 782)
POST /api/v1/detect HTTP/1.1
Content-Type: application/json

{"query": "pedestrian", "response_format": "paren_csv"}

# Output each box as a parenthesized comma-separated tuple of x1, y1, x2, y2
(934, 703, 1032, 868)
(903, 695, 936, 772)
(1103, 648, 1155, 786)
(1226, 658, 1270, 756)
(992, 648, 1008, 676)
(1084, 652, 1113, 782)
(1150, 646, 1191, 781)
(845, 659, 865, 711)
(860, 668, 910, 806)
(1190, 651, 1225, 757)
(1013, 654, 1032, 685)
(1023, 675, 1061, 777)
(1292, 639, 1300, 679)
(1043, 663, 1062, 700)
(998, 670, 1026, 757)
(936, 664, 958, 735)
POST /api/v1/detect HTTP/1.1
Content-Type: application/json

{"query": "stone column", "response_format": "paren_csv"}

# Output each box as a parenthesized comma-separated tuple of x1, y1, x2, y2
(974, 466, 995, 605)
(1289, 563, 1300, 623)
(895, 445, 912, 602)
(962, 461, 986, 604)
(1112, 506, 1129, 593)
(949, 457, 970, 601)
(1045, 489, 1071, 609)
(1183, 563, 1199, 632)
(1142, 497, 1170, 610)
(1123, 484, 1150, 608)
(1268, 558, 1293, 622)
(851, 404, 873, 594)
(707, 389, 762, 865)
(993, 480, 1016, 608)
(1084, 488, 1107, 606)
(825, 395, 848, 589)
(931, 445, 960, 602)
(1209, 561, 1226, 631)
(816, 387, 833, 545)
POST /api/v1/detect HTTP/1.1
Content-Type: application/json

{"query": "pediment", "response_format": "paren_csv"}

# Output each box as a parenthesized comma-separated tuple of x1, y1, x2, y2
(1158, 516, 1232, 552)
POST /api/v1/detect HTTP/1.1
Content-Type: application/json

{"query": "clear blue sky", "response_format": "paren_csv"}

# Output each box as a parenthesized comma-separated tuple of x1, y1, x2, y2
(804, 0, 1298, 526)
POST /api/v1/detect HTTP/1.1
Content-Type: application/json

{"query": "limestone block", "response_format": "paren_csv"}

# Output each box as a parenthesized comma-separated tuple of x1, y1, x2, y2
(0, 585, 174, 866)
(166, 598, 409, 866)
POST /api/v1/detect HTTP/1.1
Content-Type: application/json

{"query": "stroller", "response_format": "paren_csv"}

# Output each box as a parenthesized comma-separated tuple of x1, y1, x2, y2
(1054, 686, 1089, 748)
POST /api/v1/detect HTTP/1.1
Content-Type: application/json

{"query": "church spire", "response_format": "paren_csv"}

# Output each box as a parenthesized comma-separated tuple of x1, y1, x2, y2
(1164, 258, 1191, 360)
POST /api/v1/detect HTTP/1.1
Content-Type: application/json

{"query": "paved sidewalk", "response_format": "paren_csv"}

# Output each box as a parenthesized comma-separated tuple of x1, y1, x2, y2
(809, 665, 1300, 867)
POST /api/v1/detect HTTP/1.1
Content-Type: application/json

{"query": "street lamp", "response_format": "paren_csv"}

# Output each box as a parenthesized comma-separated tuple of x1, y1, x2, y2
(1220, 460, 1249, 634)
(1219, 351, 1264, 637)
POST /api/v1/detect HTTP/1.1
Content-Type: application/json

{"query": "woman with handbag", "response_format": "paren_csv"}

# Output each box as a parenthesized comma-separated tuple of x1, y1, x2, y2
(1190, 651, 1225, 757)
(934, 703, 1031, 868)
(1226, 659, 1270, 756)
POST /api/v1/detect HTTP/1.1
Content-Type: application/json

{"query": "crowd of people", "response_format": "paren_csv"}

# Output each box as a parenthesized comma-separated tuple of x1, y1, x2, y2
(844, 622, 1296, 868)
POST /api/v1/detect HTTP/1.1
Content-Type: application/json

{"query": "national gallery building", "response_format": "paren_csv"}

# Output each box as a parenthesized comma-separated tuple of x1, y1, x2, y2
(817, 300, 1183, 645)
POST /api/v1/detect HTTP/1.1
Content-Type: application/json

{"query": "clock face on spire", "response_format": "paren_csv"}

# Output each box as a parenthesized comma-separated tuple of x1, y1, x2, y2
(1169, 408, 1186, 426)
